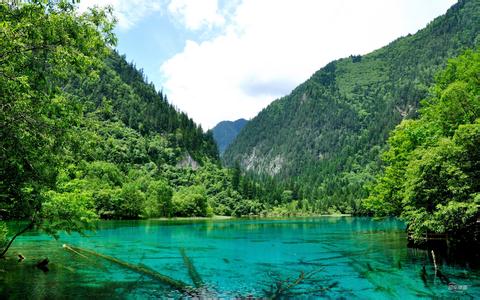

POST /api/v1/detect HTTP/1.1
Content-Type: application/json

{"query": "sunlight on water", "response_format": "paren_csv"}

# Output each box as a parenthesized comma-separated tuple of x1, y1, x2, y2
(1, 217, 479, 299)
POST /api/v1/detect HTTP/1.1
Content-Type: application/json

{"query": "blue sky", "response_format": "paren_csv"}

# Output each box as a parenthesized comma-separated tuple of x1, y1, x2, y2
(80, 0, 457, 129)
(114, 13, 189, 87)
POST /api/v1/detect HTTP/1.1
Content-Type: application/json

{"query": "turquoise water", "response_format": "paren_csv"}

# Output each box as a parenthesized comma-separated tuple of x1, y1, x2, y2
(1, 217, 479, 299)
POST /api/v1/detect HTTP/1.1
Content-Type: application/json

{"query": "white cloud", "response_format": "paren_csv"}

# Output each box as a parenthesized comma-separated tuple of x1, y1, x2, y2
(77, 0, 226, 32)
(78, 0, 163, 30)
(168, 0, 224, 30)
(160, 0, 456, 129)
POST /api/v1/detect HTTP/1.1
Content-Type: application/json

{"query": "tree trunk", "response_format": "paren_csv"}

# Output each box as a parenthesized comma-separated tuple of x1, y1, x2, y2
(0, 220, 35, 258)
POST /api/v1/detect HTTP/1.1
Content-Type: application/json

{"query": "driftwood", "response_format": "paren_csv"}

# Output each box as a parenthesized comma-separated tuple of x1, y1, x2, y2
(63, 244, 192, 294)
(179, 248, 204, 288)
(63, 244, 110, 272)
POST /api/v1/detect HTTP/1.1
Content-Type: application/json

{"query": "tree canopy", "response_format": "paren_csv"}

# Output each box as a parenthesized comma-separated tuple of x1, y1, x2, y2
(364, 49, 480, 242)
(0, 0, 115, 247)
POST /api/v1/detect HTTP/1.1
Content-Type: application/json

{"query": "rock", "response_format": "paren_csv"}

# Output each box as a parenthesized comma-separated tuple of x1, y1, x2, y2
(36, 258, 49, 272)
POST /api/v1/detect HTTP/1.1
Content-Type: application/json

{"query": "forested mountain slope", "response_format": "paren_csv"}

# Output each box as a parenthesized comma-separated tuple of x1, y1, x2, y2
(212, 119, 248, 155)
(67, 50, 219, 162)
(223, 0, 480, 213)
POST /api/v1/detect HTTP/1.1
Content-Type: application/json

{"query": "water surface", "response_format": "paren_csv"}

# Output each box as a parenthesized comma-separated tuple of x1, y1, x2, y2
(1, 217, 479, 298)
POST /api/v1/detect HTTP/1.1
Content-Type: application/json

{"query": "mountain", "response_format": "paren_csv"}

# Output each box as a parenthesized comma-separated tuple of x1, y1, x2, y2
(212, 119, 248, 155)
(68, 50, 219, 162)
(223, 0, 480, 212)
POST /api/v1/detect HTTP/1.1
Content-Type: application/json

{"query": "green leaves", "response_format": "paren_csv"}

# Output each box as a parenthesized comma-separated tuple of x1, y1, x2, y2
(365, 49, 480, 242)
(144, 180, 173, 218)
(41, 190, 98, 238)
(0, 1, 114, 246)
(0, 222, 8, 248)
(172, 185, 209, 217)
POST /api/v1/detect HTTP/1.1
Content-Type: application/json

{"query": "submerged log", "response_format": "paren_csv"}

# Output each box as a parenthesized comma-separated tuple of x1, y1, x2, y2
(262, 270, 338, 298)
(63, 244, 109, 272)
(180, 248, 204, 288)
(431, 250, 438, 271)
(63, 244, 192, 294)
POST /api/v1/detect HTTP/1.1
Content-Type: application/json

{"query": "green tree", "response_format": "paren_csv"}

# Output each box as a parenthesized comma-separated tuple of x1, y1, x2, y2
(365, 49, 480, 242)
(232, 162, 241, 191)
(118, 182, 145, 219)
(144, 180, 173, 217)
(172, 185, 209, 217)
(0, 0, 115, 256)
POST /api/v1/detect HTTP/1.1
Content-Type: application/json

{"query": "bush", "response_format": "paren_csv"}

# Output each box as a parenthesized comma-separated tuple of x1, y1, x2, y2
(144, 180, 173, 218)
(117, 183, 145, 219)
(233, 200, 264, 217)
(172, 185, 209, 217)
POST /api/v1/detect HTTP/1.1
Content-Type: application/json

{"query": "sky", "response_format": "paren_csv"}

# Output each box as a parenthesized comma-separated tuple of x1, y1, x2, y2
(78, 0, 457, 129)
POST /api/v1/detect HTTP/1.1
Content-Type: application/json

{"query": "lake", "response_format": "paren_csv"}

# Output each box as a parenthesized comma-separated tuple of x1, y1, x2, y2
(1, 217, 479, 299)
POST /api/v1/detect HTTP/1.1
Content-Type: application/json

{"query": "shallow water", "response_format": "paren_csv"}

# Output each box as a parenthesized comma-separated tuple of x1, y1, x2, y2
(1, 217, 479, 299)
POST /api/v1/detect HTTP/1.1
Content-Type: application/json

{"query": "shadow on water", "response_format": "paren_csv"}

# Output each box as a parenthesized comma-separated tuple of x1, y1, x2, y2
(408, 238, 480, 269)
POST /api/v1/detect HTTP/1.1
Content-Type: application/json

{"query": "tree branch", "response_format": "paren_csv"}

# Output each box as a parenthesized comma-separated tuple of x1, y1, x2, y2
(0, 219, 35, 258)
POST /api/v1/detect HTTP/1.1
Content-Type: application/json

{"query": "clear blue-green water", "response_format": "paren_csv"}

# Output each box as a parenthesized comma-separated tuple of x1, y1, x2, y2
(1, 217, 479, 299)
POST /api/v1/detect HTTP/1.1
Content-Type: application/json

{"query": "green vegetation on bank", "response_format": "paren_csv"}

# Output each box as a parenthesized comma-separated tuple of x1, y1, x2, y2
(364, 49, 480, 243)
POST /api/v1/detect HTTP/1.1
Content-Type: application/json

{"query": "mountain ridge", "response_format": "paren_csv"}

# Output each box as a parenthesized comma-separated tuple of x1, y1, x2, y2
(223, 0, 480, 212)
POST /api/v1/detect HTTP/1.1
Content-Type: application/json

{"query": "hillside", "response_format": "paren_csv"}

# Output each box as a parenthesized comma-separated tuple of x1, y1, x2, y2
(223, 0, 480, 212)
(212, 119, 248, 155)
(69, 50, 219, 162)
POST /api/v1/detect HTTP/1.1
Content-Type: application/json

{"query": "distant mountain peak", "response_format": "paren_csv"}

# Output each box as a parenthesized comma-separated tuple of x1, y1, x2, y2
(212, 118, 248, 155)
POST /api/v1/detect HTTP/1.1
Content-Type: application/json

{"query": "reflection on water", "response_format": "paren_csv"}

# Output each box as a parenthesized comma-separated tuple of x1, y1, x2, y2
(1, 217, 479, 298)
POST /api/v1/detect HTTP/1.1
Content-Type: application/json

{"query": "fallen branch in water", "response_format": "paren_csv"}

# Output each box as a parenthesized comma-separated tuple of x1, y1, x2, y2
(262, 269, 338, 298)
(180, 248, 204, 288)
(63, 244, 193, 294)
(63, 244, 89, 259)
(431, 250, 438, 271)
(63, 244, 108, 272)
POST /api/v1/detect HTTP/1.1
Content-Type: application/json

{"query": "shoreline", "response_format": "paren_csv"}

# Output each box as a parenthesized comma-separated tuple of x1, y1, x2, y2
(148, 214, 352, 221)
(149, 215, 234, 221)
